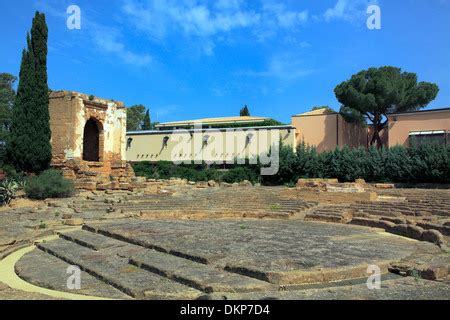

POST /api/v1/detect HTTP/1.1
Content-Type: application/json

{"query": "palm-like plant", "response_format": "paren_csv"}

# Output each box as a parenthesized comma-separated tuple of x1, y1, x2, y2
(0, 179, 19, 205)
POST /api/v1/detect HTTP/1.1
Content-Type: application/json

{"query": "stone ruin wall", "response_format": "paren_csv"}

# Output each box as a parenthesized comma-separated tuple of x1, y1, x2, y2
(49, 91, 140, 191)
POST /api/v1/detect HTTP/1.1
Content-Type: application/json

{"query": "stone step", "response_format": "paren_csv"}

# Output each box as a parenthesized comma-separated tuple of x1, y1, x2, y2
(37, 239, 202, 299)
(129, 251, 274, 294)
(139, 211, 291, 220)
(52, 230, 274, 294)
(15, 248, 130, 299)
(58, 230, 128, 251)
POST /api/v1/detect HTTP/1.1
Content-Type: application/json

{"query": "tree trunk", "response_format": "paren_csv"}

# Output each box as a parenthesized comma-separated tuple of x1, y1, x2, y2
(370, 115, 384, 149)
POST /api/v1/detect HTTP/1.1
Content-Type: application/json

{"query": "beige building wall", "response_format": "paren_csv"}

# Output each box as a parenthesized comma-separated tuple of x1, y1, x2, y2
(292, 113, 367, 152)
(387, 109, 450, 147)
(126, 127, 295, 163)
(292, 114, 338, 152)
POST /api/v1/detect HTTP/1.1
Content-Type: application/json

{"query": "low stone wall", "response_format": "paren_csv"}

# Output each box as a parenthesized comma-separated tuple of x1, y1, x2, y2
(297, 178, 367, 193)
(53, 159, 142, 191)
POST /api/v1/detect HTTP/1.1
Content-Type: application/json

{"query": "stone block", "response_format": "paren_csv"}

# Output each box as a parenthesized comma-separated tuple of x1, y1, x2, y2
(421, 230, 445, 247)
(119, 183, 132, 190)
(326, 183, 365, 193)
(350, 217, 395, 230)
(74, 181, 97, 191)
(97, 183, 112, 191)
(196, 182, 208, 189)
(239, 180, 253, 187)
(406, 225, 424, 241)
(375, 183, 395, 189)
(207, 180, 216, 187)
(64, 218, 84, 226)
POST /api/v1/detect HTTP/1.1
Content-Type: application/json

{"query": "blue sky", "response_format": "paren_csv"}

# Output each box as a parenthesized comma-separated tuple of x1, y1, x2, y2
(1, 0, 450, 124)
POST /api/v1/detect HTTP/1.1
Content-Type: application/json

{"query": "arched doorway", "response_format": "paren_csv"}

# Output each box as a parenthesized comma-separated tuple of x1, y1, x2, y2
(83, 118, 102, 162)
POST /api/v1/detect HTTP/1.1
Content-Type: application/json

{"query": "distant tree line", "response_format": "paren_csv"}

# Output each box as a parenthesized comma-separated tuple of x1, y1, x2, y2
(127, 105, 155, 131)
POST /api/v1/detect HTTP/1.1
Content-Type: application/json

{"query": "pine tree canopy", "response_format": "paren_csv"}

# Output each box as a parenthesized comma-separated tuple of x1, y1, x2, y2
(335, 66, 439, 147)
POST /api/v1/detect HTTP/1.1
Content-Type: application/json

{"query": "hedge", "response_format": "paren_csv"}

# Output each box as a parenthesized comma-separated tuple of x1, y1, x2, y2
(263, 142, 450, 185)
(132, 161, 261, 184)
(132, 143, 450, 186)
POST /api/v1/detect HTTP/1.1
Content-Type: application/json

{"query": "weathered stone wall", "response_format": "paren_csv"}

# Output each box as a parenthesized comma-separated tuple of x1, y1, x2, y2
(49, 91, 126, 166)
(49, 91, 134, 190)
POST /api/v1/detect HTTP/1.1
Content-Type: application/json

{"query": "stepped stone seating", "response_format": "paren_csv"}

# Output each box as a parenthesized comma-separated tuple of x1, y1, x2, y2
(16, 219, 439, 299)
(70, 186, 319, 220)
(305, 189, 450, 246)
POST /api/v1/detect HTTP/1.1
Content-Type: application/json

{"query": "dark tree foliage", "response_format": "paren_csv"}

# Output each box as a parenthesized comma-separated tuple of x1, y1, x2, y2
(240, 105, 250, 117)
(126, 104, 146, 131)
(142, 109, 151, 130)
(260, 143, 449, 185)
(335, 66, 439, 147)
(311, 106, 335, 113)
(132, 143, 450, 185)
(0, 73, 17, 141)
(7, 12, 51, 173)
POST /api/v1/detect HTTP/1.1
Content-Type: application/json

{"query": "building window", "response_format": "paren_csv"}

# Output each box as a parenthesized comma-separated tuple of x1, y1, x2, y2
(409, 131, 447, 146)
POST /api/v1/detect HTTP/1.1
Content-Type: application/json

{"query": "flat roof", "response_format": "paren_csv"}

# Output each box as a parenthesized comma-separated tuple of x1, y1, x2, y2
(127, 125, 295, 136)
(388, 107, 450, 116)
(155, 116, 270, 128)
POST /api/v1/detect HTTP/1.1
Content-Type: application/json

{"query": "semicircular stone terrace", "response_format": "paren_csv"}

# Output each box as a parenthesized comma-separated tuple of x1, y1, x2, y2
(15, 219, 437, 300)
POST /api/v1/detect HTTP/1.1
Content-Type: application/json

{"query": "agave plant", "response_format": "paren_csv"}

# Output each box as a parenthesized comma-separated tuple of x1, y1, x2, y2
(0, 179, 19, 205)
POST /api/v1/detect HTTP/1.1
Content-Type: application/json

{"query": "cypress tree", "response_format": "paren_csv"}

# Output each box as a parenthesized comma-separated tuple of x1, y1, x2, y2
(142, 109, 151, 130)
(240, 105, 250, 117)
(7, 12, 51, 173)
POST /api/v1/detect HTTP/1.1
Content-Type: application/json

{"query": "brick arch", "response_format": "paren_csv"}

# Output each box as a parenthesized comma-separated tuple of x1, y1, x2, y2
(82, 117, 104, 162)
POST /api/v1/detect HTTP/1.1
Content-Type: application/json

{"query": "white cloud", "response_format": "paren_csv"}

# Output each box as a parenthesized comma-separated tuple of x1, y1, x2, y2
(122, 0, 260, 39)
(35, 0, 154, 67)
(121, 0, 312, 54)
(91, 25, 154, 67)
(262, 3, 309, 28)
(324, 0, 379, 22)
(236, 53, 315, 81)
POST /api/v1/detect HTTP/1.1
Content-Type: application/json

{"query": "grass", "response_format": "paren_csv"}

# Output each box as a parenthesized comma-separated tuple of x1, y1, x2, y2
(270, 203, 282, 211)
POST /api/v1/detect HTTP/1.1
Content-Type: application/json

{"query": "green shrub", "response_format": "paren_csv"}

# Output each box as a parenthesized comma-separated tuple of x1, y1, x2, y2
(408, 143, 449, 183)
(25, 170, 74, 200)
(261, 145, 298, 186)
(365, 146, 387, 182)
(384, 146, 414, 183)
(133, 161, 260, 184)
(222, 166, 261, 184)
(327, 146, 368, 182)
